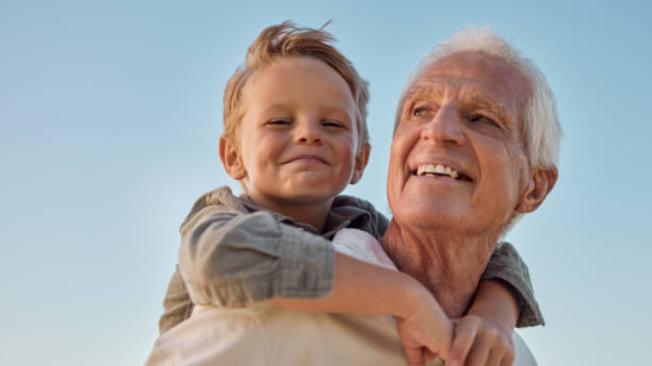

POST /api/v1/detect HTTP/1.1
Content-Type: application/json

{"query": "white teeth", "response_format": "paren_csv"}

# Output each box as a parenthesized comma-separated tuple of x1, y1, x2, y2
(417, 164, 460, 179)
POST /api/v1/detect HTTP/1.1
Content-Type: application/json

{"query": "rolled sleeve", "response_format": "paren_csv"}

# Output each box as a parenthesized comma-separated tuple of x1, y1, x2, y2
(179, 210, 335, 308)
(158, 269, 193, 334)
(481, 241, 545, 327)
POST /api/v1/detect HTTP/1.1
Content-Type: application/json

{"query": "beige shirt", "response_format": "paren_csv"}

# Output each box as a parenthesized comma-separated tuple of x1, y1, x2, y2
(148, 229, 537, 366)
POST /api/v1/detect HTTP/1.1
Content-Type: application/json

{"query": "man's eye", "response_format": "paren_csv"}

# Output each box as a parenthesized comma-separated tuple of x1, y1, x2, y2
(412, 106, 433, 118)
(468, 114, 497, 126)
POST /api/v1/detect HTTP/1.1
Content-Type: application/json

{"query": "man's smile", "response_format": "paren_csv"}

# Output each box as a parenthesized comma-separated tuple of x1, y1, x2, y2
(409, 161, 473, 182)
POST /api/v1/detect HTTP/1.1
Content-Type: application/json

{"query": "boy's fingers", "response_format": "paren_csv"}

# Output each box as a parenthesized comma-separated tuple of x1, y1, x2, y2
(465, 337, 491, 366)
(448, 317, 480, 366)
(485, 327, 514, 366)
(494, 342, 514, 366)
(403, 346, 426, 366)
(485, 349, 502, 366)
(500, 349, 515, 366)
(425, 349, 436, 361)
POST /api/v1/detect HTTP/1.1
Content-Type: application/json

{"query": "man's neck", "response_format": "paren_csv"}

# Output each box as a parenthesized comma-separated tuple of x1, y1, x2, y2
(381, 220, 500, 318)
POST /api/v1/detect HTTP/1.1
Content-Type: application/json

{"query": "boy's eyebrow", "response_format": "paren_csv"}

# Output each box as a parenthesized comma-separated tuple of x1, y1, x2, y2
(320, 105, 354, 121)
(257, 104, 300, 120)
(260, 104, 292, 114)
(260, 104, 354, 122)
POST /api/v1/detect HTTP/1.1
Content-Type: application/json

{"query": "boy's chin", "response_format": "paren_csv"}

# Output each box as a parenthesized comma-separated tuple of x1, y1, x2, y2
(275, 184, 344, 204)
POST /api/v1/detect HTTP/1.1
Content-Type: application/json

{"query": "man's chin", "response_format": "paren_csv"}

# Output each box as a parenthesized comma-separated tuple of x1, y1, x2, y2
(393, 205, 466, 231)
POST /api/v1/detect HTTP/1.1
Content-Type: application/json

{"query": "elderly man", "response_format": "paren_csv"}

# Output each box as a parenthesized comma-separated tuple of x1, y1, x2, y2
(378, 29, 559, 365)
(148, 29, 559, 366)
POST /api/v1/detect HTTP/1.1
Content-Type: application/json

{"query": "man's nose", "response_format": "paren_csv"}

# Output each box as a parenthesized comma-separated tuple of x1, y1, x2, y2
(421, 105, 465, 144)
(295, 119, 323, 144)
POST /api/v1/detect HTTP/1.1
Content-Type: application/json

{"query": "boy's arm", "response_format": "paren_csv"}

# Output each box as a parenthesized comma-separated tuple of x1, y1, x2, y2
(158, 269, 193, 334)
(446, 281, 519, 366)
(166, 194, 386, 330)
(445, 241, 541, 366)
(267, 251, 434, 315)
(269, 252, 454, 366)
(159, 208, 337, 333)
(480, 241, 544, 327)
(178, 209, 338, 308)
(179, 208, 455, 364)
(467, 280, 519, 329)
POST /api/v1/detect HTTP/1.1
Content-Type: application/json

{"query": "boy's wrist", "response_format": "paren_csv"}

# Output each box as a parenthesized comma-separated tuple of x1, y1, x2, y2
(468, 280, 519, 330)
(394, 274, 434, 319)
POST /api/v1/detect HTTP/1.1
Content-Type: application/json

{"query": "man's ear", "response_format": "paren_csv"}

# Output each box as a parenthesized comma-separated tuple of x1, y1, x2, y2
(219, 137, 246, 180)
(350, 144, 371, 184)
(515, 167, 558, 213)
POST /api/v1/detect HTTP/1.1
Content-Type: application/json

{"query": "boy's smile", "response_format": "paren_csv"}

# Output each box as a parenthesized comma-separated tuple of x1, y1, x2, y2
(221, 57, 367, 226)
(283, 154, 329, 165)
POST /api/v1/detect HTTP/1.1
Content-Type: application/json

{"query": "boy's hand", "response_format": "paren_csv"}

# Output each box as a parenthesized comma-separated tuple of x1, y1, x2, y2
(447, 315, 515, 366)
(395, 291, 453, 366)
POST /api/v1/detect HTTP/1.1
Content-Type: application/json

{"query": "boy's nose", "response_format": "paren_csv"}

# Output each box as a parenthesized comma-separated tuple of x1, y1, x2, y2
(295, 120, 323, 144)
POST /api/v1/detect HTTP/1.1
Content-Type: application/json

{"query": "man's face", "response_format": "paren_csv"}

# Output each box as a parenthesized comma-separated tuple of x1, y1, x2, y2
(387, 51, 533, 235)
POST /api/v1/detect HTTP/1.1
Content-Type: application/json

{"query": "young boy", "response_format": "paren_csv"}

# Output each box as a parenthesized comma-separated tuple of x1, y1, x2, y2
(155, 22, 543, 365)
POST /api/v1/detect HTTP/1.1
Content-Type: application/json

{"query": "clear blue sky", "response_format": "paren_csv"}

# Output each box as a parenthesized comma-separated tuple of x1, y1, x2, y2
(1, 0, 650, 364)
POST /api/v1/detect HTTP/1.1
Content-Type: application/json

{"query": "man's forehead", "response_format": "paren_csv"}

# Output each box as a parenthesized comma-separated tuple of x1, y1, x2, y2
(404, 51, 530, 120)
(413, 52, 528, 97)
(428, 51, 521, 79)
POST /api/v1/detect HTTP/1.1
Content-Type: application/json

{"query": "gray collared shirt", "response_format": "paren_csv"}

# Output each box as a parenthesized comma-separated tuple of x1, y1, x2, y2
(158, 186, 543, 333)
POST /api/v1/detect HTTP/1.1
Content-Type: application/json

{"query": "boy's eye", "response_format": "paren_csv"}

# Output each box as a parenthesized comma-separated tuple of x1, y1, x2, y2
(322, 119, 345, 129)
(266, 118, 292, 126)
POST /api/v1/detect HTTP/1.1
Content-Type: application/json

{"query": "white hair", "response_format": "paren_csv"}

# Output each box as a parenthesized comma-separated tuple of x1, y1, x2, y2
(398, 28, 562, 169)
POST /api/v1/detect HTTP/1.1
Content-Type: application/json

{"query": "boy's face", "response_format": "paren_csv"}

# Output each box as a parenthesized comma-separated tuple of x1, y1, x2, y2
(221, 57, 367, 210)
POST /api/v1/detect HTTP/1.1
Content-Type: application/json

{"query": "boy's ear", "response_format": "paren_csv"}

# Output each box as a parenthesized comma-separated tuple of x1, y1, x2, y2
(350, 144, 371, 184)
(515, 166, 558, 214)
(219, 137, 247, 180)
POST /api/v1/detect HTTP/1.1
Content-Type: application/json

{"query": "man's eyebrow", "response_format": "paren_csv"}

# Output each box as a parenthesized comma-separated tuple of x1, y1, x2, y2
(464, 92, 512, 126)
(403, 83, 515, 129)
(403, 83, 445, 103)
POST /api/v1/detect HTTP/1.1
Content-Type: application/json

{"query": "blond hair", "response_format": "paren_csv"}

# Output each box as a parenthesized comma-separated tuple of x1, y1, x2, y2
(223, 21, 370, 149)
